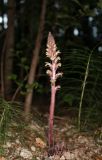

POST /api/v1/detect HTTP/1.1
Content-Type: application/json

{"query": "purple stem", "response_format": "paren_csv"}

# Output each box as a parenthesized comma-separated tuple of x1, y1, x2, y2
(48, 84, 56, 147)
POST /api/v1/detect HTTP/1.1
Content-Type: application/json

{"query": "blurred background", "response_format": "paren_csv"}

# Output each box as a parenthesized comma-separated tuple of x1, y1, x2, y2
(0, 0, 102, 128)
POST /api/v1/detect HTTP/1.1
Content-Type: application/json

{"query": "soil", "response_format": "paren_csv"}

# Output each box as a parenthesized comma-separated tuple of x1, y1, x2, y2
(0, 106, 102, 160)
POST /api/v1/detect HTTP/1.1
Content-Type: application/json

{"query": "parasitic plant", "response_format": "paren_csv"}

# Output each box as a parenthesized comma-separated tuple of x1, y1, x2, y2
(45, 32, 62, 147)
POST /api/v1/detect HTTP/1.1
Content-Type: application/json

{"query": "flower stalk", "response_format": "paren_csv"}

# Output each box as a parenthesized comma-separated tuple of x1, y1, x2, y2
(45, 32, 62, 147)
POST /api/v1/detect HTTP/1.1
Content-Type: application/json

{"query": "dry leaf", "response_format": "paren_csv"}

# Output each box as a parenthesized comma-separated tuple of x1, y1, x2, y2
(95, 156, 102, 160)
(35, 137, 46, 148)
(0, 157, 5, 160)
(93, 154, 102, 160)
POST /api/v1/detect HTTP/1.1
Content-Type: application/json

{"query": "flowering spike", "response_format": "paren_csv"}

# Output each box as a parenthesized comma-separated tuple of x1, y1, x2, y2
(45, 32, 62, 147)
(46, 32, 60, 61)
(45, 32, 62, 84)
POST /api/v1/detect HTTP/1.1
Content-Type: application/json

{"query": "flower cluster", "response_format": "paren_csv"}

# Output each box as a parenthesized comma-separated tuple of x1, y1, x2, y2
(45, 32, 62, 86)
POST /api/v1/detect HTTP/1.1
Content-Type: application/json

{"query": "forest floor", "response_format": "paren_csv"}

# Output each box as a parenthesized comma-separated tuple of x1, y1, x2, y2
(0, 107, 102, 160)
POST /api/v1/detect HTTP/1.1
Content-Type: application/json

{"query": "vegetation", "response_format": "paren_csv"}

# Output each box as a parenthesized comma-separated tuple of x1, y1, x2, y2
(0, 0, 102, 159)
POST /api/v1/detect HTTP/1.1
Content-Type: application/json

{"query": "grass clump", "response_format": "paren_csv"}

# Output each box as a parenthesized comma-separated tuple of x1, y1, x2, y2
(0, 98, 24, 144)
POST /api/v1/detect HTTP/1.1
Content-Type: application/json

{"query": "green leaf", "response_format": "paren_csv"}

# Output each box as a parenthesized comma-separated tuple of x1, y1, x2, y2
(8, 74, 17, 80)
(97, 0, 102, 8)
(63, 94, 74, 106)
(25, 82, 39, 89)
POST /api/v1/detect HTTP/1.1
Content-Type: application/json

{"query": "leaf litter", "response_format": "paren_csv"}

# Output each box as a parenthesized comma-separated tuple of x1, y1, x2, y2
(0, 110, 102, 160)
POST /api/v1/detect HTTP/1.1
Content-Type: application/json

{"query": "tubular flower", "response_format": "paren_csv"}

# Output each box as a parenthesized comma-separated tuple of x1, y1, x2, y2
(45, 32, 62, 86)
